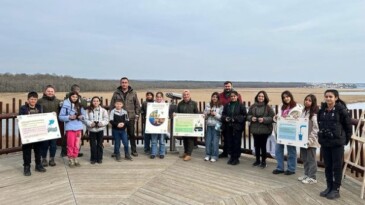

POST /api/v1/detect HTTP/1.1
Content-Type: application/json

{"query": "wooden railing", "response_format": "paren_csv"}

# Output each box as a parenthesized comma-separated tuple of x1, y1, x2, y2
(1, 98, 364, 178)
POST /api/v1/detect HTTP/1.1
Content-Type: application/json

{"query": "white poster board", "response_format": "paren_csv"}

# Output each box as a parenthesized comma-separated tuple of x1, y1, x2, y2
(173, 113, 205, 137)
(17, 112, 61, 144)
(145, 102, 169, 134)
(276, 117, 309, 148)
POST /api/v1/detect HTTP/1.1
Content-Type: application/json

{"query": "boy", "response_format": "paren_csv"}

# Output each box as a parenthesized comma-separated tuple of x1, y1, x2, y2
(20, 91, 47, 176)
(141, 91, 154, 154)
(109, 99, 132, 161)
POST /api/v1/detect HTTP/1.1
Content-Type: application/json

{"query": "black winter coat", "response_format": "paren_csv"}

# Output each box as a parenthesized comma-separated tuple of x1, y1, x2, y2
(221, 102, 247, 133)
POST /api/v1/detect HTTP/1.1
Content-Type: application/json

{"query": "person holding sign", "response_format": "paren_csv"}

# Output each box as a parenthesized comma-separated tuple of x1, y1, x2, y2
(177, 90, 199, 161)
(141, 91, 154, 154)
(273, 90, 302, 175)
(20, 91, 47, 176)
(221, 91, 247, 165)
(59, 91, 86, 168)
(247, 91, 275, 168)
(317, 90, 352, 199)
(298, 94, 319, 184)
(150, 92, 167, 159)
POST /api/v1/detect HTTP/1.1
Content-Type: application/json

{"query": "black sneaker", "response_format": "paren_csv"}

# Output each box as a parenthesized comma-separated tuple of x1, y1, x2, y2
(90, 161, 96, 164)
(260, 162, 267, 168)
(272, 169, 284, 174)
(24, 166, 31, 176)
(159, 155, 165, 159)
(326, 190, 340, 200)
(219, 153, 228, 158)
(42, 158, 48, 167)
(35, 164, 46, 172)
(78, 153, 84, 157)
(132, 152, 138, 157)
(125, 155, 133, 161)
(111, 153, 116, 158)
(150, 155, 156, 159)
(252, 161, 260, 167)
(49, 158, 56, 167)
(231, 159, 240, 165)
(284, 170, 295, 175)
(320, 187, 332, 197)
(227, 158, 234, 164)
(97, 160, 102, 164)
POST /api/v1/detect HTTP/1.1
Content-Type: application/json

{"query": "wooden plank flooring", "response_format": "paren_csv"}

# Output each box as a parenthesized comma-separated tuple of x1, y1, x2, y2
(0, 145, 364, 205)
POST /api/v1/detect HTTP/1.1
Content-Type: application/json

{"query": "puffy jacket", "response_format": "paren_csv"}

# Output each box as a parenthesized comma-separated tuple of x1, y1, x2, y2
(247, 103, 275, 135)
(109, 108, 129, 130)
(59, 99, 85, 131)
(317, 102, 352, 147)
(221, 101, 247, 132)
(109, 86, 140, 120)
(300, 110, 319, 148)
(84, 106, 109, 132)
(203, 104, 223, 126)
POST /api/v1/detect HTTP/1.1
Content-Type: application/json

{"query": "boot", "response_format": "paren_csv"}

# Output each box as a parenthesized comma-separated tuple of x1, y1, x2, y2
(320, 183, 332, 197)
(35, 164, 46, 172)
(326, 190, 340, 200)
(41, 158, 48, 167)
(49, 157, 56, 166)
(24, 165, 31, 176)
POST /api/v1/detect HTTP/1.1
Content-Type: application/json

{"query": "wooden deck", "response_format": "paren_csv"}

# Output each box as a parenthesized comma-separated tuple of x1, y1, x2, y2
(0, 145, 364, 205)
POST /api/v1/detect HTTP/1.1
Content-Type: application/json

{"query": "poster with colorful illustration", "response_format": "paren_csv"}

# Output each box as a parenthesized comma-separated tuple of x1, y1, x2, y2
(17, 112, 61, 144)
(145, 102, 169, 134)
(173, 113, 205, 137)
(276, 117, 309, 148)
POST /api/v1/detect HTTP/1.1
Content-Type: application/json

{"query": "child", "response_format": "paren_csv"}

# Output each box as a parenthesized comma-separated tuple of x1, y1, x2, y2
(298, 94, 319, 184)
(317, 90, 352, 199)
(59, 91, 85, 167)
(84, 96, 109, 164)
(203, 92, 223, 162)
(20, 91, 46, 176)
(141, 91, 154, 154)
(110, 99, 132, 161)
(150, 92, 167, 159)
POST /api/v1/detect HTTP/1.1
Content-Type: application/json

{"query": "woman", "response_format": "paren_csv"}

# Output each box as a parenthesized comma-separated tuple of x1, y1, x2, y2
(317, 89, 352, 200)
(203, 92, 223, 162)
(247, 91, 275, 168)
(221, 91, 246, 165)
(273, 90, 303, 175)
(84, 96, 109, 164)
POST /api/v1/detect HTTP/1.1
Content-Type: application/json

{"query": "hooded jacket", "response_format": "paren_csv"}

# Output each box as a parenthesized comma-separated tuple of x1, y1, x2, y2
(300, 110, 319, 148)
(59, 99, 85, 131)
(84, 106, 109, 132)
(109, 86, 141, 120)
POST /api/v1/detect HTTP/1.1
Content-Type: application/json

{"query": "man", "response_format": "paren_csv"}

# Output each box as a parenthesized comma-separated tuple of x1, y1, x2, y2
(218, 81, 243, 158)
(110, 77, 141, 157)
(177, 90, 199, 161)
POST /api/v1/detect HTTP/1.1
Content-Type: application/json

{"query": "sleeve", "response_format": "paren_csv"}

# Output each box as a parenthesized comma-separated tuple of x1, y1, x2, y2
(124, 112, 130, 128)
(100, 108, 110, 127)
(193, 101, 199, 114)
(84, 110, 92, 127)
(203, 104, 210, 116)
(59, 106, 70, 122)
(263, 106, 275, 124)
(233, 105, 246, 123)
(214, 106, 223, 121)
(310, 115, 319, 140)
(80, 107, 86, 121)
(221, 105, 228, 122)
(134, 93, 141, 117)
(109, 92, 116, 110)
(246, 106, 253, 122)
(341, 109, 353, 144)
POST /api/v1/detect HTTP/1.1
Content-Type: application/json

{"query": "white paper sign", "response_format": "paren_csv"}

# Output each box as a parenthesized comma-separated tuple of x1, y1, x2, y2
(276, 117, 309, 148)
(145, 102, 169, 134)
(173, 113, 205, 137)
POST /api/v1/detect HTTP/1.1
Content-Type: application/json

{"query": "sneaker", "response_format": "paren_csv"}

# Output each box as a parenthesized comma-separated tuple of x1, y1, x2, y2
(111, 153, 116, 158)
(78, 153, 84, 157)
(24, 166, 31, 176)
(326, 190, 340, 200)
(49, 158, 56, 166)
(204, 156, 210, 161)
(42, 158, 48, 167)
(150, 155, 156, 159)
(69, 159, 75, 168)
(35, 164, 46, 172)
(125, 155, 133, 161)
(298, 175, 308, 181)
(159, 155, 165, 159)
(74, 158, 81, 167)
(272, 169, 284, 174)
(284, 170, 295, 175)
(231, 159, 240, 165)
(260, 162, 267, 168)
(210, 158, 217, 162)
(227, 158, 234, 165)
(183, 155, 192, 161)
(116, 155, 122, 162)
(90, 161, 96, 164)
(219, 153, 228, 158)
(97, 160, 102, 164)
(302, 177, 317, 184)
(320, 187, 332, 197)
(252, 161, 260, 167)
(132, 152, 138, 157)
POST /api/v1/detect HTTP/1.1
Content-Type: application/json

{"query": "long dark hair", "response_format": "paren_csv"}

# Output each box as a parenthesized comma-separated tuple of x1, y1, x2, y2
(324, 89, 347, 108)
(89, 96, 101, 110)
(254, 90, 270, 105)
(281, 90, 297, 110)
(68, 91, 81, 115)
(304, 94, 318, 120)
(210, 92, 221, 107)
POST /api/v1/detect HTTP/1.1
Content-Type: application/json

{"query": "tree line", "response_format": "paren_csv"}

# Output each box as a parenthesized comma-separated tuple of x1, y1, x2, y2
(0, 73, 310, 92)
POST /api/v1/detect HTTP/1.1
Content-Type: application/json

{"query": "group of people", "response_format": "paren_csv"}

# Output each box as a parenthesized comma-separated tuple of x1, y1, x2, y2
(19, 78, 353, 200)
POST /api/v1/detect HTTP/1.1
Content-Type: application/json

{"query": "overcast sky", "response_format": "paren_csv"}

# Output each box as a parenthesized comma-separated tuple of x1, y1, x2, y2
(0, 0, 364, 82)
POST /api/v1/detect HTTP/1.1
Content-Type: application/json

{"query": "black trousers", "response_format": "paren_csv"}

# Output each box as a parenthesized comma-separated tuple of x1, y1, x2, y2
(126, 119, 137, 153)
(224, 128, 242, 159)
(89, 131, 104, 162)
(253, 134, 270, 162)
(221, 133, 228, 155)
(322, 146, 344, 190)
(183, 137, 195, 155)
(22, 142, 42, 166)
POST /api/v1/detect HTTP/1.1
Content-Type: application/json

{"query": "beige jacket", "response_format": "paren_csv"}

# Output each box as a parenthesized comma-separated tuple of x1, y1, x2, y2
(300, 110, 320, 148)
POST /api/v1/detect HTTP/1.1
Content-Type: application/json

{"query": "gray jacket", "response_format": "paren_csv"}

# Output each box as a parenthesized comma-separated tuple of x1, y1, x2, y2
(109, 86, 141, 120)
(203, 104, 223, 126)
(247, 103, 275, 135)
(84, 106, 109, 132)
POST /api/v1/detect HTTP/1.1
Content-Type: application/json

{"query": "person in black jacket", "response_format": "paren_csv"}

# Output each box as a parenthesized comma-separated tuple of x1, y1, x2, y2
(317, 89, 352, 200)
(221, 91, 247, 165)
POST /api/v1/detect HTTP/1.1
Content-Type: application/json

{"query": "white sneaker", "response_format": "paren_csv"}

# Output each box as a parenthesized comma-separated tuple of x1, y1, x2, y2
(204, 156, 210, 161)
(302, 177, 317, 184)
(210, 158, 216, 162)
(298, 175, 308, 181)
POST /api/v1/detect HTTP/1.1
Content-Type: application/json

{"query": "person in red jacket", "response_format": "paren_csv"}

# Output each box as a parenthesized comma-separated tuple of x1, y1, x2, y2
(218, 81, 243, 158)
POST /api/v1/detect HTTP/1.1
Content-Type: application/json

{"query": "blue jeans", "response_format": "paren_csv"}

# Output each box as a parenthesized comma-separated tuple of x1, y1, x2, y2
(275, 143, 297, 172)
(205, 126, 220, 160)
(112, 129, 129, 156)
(144, 133, 151, 152)
(151, 134, 165, 156)
(41, 139, 57, 158)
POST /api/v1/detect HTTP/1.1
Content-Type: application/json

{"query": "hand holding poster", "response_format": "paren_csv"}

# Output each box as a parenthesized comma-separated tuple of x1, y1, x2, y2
(17, 112, 61, 144)
(173, 113, 205, 137)
(276, 117, 309, 148)
(145, 102, 169, 134)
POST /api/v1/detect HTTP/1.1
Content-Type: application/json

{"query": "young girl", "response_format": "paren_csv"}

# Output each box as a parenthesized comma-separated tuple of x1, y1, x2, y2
(317, 89, 352, 199)
(150, 92, 167, 159)
(298, 94, 319, 184)
(84, 96, 109, 164)
(59, 91, 85, 167)
(203, 92, 223, 162)
(273, 90, 302, 175)
(247, 91, 275, 168)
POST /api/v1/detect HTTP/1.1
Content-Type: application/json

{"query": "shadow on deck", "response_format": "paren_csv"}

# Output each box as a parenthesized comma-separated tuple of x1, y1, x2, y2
(0, 146, 364, 205)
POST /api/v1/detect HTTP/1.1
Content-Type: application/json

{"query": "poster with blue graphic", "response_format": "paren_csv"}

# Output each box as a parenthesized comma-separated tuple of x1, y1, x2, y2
(145, 102, 169, 134)
(17, 112, 61, 144)
(276, 117, 309, 148)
